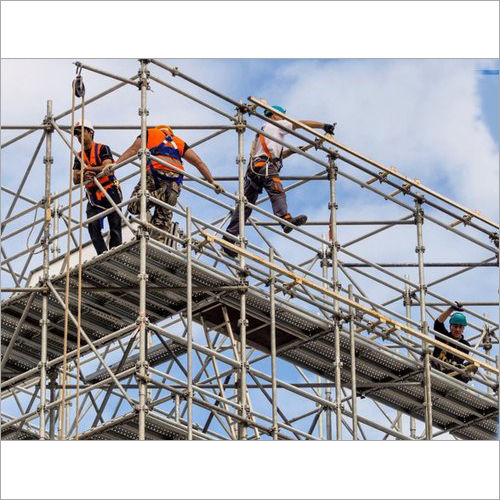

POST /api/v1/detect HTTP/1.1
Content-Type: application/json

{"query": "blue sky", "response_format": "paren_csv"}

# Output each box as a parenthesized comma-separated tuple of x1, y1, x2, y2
(1, 3, 499, 500)
(2, 58, 498, 315)
(478, 69, 500, 141)
(1, 59, 498, 441)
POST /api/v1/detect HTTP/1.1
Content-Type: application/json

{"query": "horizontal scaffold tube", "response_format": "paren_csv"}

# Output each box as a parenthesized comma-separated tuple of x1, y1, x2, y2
(248, 97, 499, 231)
(203, 232, 498, 376)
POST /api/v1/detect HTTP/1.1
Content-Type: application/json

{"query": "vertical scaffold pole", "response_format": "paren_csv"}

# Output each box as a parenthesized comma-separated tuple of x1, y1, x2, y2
(236, 107, 248, 440)
(348, 284, 358, 440)
(51, 198, 60, 258)
(186, 207, 193, 440)
(404, 277, 417, 439)
(137, 60, 150, 440)
(48, 369, 57, 440)
(328, 153, 342, 440)
(415, 199, 433, 439)
(39, 100, 53, 440)
(269, 247, 278, 440)
(321, 237, 332, 440)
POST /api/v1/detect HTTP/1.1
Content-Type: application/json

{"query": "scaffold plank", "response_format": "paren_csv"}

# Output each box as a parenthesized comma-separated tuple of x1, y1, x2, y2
(1, 240, 498, 440)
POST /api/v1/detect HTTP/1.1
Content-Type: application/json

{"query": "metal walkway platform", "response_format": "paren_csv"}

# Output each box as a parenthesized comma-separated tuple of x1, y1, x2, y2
(2, 240, 498, 440)
(78, 412, 210, 441)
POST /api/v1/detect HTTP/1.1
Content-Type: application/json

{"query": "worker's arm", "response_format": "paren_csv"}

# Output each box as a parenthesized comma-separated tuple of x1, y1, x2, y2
(436, 307, 454, 324)
(73, 159, 113, 185)
(73, 155, 85, 185)
(115, 137, 141, 165)
(73, 168, 82, 185)
(184, 149, 224, 194)
(293, 120, 336, 135)
(87, 158, 114, 176)
(436, 300, 464, 323)
(281, 143, 315, 160)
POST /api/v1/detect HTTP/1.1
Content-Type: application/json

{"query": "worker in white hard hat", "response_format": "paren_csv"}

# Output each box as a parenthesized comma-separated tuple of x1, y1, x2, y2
(73, 120, 123, 255)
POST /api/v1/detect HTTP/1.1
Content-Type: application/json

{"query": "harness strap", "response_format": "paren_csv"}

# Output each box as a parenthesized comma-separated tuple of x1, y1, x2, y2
(150, 167, 184, 190)
(259, 133, 273, 159)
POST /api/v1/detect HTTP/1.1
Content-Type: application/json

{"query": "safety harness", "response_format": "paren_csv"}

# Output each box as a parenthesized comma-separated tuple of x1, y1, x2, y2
(78, 142, 121, 209)
(249, 129, 284, 178)
(147, 128, 185, 190)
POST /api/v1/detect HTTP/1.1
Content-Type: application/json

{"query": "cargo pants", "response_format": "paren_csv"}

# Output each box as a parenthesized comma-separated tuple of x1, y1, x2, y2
(128, 171, 181, 240)
(226, 160, 289, 237)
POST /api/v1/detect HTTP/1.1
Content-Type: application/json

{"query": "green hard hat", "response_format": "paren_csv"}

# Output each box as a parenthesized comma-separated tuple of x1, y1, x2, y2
(450, 312, 467, 326)
(264, 105, 287, 117)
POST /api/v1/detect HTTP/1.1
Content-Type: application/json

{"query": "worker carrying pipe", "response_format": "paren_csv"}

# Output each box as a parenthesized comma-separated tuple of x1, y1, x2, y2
(73, 119, 123, 255)
(222, 105, 335, 257)
(115, 125, 224, 244)
(432, 302, 478, 383)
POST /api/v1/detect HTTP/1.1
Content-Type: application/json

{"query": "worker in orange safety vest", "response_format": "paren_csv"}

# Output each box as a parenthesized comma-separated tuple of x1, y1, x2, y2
(115, 125, 223, 243)
(73, 120, 123, 255)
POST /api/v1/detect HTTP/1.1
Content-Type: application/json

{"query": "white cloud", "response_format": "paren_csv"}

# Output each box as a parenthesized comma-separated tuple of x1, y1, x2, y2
(260, 59, 499, 219)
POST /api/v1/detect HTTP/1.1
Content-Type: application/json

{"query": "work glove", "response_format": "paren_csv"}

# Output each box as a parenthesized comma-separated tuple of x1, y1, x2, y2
(212, 182, 225, 195)
(452, 301, 464, 311)
(463, 361, 479, 373)
(101, 164, 113, 177)
(83, 170, 96, 181)
(323, 123, 336, 135)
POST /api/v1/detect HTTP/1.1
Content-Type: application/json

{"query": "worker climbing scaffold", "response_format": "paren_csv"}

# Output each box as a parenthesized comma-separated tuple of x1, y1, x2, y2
(115, 124, 224, 244)
(222, 105, 336, 257)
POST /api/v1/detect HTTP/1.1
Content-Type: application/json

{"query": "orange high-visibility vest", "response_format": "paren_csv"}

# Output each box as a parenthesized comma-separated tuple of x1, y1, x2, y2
(147, 128, 186, 175)
(78, 142, 115, 200)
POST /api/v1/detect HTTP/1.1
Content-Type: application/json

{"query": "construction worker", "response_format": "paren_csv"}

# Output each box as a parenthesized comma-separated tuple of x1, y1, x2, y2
(432, 302, 476, 383)
(73, 120, 123, 255)
(222, 105, 336, 257)
(115, 125, 223, 243)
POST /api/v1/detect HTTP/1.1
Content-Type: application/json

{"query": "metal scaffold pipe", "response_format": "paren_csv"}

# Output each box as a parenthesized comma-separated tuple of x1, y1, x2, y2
(248, 96, 499, 231)
(38, 100, 53, 440)
(348, 285, 358, 440)
(321, 237, 332, 440)
(328, 153, 343, 440)
(236, 108, 248, 440)
(137, 59, 149, 441)
(1, 60, 498, 444)
(186, 207, 193, 440)
(415, 200, 433, 439)
(404, 277, 417, 439)
(269, 248, 278, 440)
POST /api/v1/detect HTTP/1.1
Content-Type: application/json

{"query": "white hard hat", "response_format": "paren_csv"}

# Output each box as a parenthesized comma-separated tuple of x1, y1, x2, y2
(73, 119, 94, 133)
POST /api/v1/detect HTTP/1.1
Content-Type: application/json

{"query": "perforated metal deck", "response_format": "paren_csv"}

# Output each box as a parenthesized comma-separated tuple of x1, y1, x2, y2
(2, 240, 498, 439)
(78, 412, 210, 440)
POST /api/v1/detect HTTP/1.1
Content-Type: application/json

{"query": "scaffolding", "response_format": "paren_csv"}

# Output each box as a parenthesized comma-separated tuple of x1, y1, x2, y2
(1, 59, 499, 441)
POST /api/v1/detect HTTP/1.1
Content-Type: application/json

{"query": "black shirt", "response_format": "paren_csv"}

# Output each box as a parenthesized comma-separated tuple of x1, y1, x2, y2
(432, 319, 471, 366)
(73, 144, 113, 170)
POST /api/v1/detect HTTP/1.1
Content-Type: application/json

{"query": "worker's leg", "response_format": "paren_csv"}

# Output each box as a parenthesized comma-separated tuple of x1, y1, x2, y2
(107, 188, 123, 250)
(86, 203, 108, 255)
(128, 172, 155, 216)
(226, 173, 261, 237)
(263, 165, 289, 219)
(151, 180, 181, 237)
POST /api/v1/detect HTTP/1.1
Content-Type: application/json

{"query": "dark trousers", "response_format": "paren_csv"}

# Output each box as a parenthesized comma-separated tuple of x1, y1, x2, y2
(86, 191, 123, 255)
(226, 162, 289, 237)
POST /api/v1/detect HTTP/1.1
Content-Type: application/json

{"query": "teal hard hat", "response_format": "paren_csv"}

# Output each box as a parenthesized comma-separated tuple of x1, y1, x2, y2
(450, 312, 467, 326)
(264, 105, 287, 117)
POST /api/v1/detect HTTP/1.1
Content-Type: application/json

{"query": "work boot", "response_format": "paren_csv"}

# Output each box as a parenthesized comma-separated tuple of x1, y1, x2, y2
(282, 214, 308, 234)
(221, 235, 238, 258)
